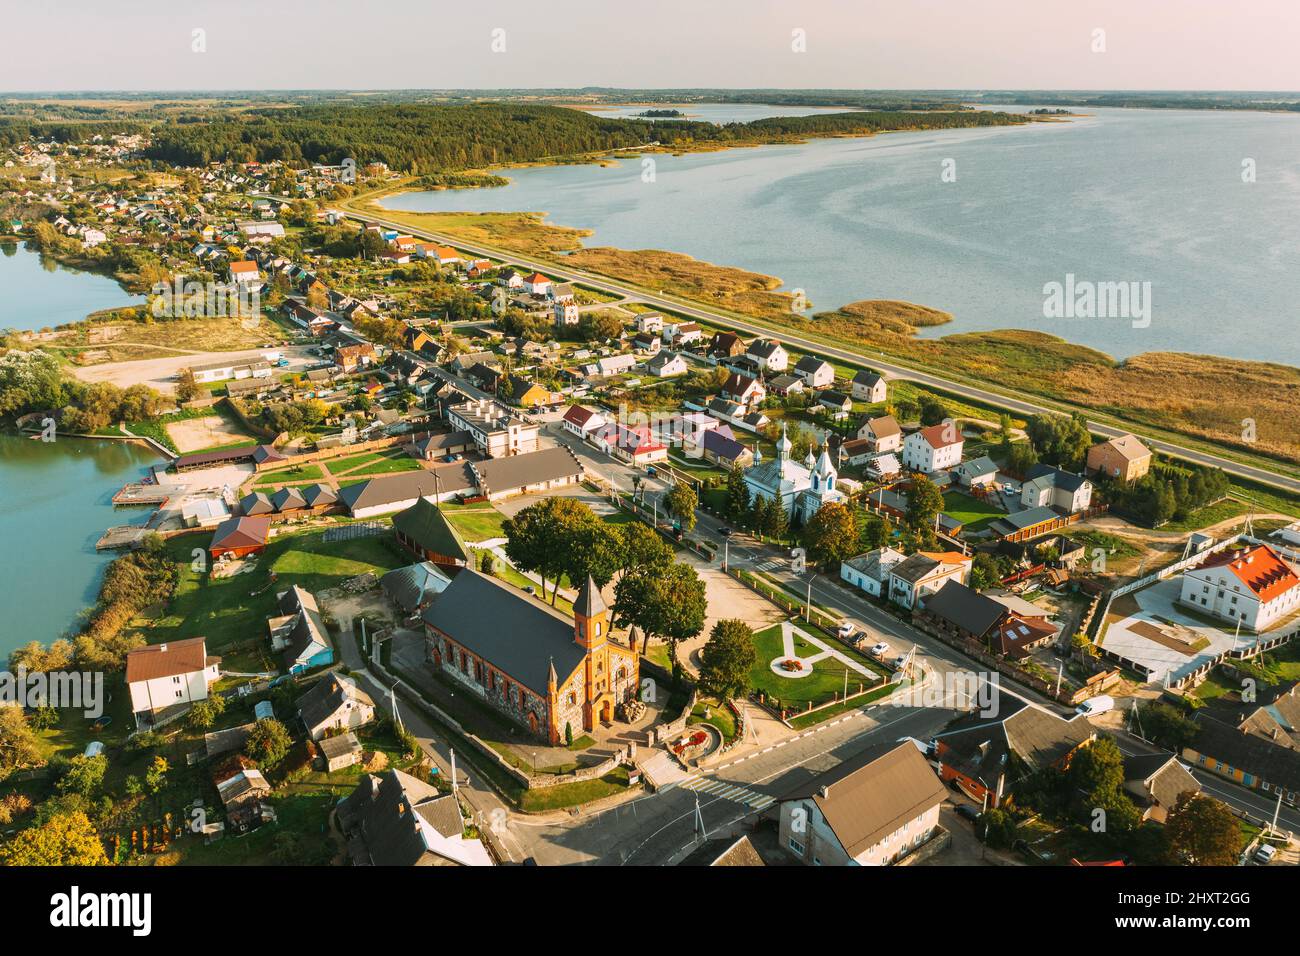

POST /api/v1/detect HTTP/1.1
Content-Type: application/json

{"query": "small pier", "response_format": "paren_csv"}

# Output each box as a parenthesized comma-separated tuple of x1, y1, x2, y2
(96, 526, 152, 551)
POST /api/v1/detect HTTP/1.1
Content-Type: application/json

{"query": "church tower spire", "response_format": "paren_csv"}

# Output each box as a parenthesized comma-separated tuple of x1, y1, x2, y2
(573, 575, 608, 649)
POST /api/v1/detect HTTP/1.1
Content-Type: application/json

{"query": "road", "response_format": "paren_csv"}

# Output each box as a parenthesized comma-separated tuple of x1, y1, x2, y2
(328, 199, 1300, 497)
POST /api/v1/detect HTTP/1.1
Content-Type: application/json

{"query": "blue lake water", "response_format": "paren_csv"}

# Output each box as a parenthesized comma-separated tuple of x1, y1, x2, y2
(384, 107, 1300, 366)
(0, 241, 141, 333)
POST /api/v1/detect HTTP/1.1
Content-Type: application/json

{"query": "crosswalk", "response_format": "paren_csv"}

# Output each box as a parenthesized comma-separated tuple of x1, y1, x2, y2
(678, 774, 775, 811)
(753, 559, 784, 572)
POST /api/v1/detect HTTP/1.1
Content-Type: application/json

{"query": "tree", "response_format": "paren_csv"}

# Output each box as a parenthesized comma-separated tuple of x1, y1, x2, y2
(906, 475, 945, 532)
(503, 496, 595, 605)
(725, 464, 750, 520)
(970, 552, 1007, 590)
(857, 512, 891, 552)
(175, 367, 200, 404)
(1139, 702, 1200, 753)
(663, 482, 699, 532)
(1066, 737, 1141, 834)
(478, 550, 497, 576)
(1026, 413, 1092, 471)
(565, 722, 574, 747)
(1006, 441, 1039, 477)
(0, 811, 108, 866)
(1164, 794, 1244, 865)
(187, 695, 227, 729)
(144, 755, 169, 794)
(802, 502, 859, 568)
(56, 754, 107, 800)
(918, 395, 949, 426)
(244, 718, 291, 768)
(698, 619, 757, 699)
(614, 561, 708, 675)
(0, 706, 43, 783)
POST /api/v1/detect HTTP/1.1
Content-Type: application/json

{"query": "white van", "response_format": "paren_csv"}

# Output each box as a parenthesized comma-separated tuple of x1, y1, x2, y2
(1075, 695, 1115, 718)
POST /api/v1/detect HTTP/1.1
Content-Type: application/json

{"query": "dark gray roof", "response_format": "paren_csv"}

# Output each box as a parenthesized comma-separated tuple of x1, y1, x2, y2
(1025, 463, 1089, 493)
(337, 770, 453, 866)
(421, 569, 584, 695)
(794, 355, 831, 373)
(272, 486, 307, 511)
(471, 447, 583, 498)
(677, 834, 765, 867)
(920, 581, 1007, 638)
(298, 673, 373, 731)
(574, 575, 607, 619)
(302, 483, 337, 507)
(380, 562, 453, 612)
(319, 732, 361, 761)
(702, 428, 747, 462)
(1192, 712, 1300, 793)
(990, 506, 1060, 534)
(240, 491, 274, 515)
(339, 466, 476, 513)
(935, 695, 1094, 785)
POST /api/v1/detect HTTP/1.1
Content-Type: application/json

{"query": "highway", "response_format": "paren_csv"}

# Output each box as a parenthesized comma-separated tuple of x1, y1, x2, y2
(328, 198, 1300, 497)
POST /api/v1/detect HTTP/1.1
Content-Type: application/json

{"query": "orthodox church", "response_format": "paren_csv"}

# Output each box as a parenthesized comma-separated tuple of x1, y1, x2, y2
(743, 423, 846, 524)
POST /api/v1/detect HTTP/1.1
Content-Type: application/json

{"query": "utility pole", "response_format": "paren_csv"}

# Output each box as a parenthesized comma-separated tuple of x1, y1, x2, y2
(390, 683, 402, 731)
(450, 749, 458, 799)
(1054, 661, 1063, 699)
(805, 573, 812, 623)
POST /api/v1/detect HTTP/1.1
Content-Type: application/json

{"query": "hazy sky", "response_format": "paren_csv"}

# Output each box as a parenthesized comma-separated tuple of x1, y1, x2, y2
(3, 0, 1298, 92)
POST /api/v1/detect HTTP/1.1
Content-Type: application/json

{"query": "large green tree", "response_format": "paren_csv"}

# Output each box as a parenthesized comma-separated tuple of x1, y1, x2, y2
(698, 619, 757, 699)
(1164, 794, 1244, 865)
(614, 561, 708, 675)
(0, 811, 108, 866)
(802, 501, 860, 568)
(663, 482, 699, 532)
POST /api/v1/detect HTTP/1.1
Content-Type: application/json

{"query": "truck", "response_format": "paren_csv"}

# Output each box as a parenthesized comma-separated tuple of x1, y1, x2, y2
(1075, 695, 1115, 717)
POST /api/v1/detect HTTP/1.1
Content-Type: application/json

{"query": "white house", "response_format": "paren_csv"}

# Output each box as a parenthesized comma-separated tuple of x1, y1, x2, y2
(901, 423, 964, 474)
(229, 260, 262, 286)
(299, 673, 377, 741)
(635, 311, 664, 334)
(857, 414, 903, 454)
(561, 404, 607, 439)
(666, 322, 704, 347)
(841, 547, 907, 598)
(850, 370, 887, 403)
(1020, 464, 1093, 514)
(746, 339, 789, 373)
(777, 741, 946, 866)
(647, 351, 688, 378)
(1180, 544, 1300, 632)
(523, 272, 552, 296)
(793, 356, 834, 389)
(126, 638, 221, 728)
(886, 551, 973, 610)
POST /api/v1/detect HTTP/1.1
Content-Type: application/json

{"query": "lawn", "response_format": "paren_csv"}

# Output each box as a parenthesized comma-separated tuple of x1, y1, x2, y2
(443, 507, 509, 542)
(349, 455, 425, 477)
(942, 490, 1005, 534)
(747, 624, 884, 712)
(518, 767, 632, 813)
(147, 528, 409, 653)
(327, 451, 386, 474)
(257, 464, 324, 483)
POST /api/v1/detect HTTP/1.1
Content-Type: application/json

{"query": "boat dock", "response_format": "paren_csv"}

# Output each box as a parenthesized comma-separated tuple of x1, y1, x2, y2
(96, 526, 152, 551)
(112, 482, 175, 506)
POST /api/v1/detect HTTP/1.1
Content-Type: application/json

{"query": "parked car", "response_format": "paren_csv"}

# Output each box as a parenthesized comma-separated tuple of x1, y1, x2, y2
(719, 527, 733, 537)
(891, 655, 908, 671)
(1255, 843, 1278, 865)
(870, 642, 890, 659)
(836, 622, 855, 639)
(955, 804, 981, 823)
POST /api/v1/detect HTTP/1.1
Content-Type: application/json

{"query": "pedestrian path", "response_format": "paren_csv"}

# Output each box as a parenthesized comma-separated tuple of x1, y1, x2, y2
(781, 621, 876, 679)
(679, 774, 775, 812)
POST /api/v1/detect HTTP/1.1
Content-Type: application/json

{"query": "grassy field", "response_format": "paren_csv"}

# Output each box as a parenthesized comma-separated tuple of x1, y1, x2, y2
(942, 490, 1005, 533)
(146, 528, 409, 653)
(256, 464, 324, 483)
(747, 624, 884, 711)
(40, 313, 291, 364)
(443, 506, 509, 542)
(348, 455, 424, 477)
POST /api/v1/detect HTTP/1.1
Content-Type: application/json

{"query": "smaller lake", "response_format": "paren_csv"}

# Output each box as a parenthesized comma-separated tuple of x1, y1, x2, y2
(0, 241, 142, 333)
(0, 432, 161, 656)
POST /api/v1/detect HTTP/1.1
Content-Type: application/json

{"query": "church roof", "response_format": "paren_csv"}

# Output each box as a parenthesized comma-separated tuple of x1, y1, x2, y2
(421, 569, 584, 695)
(574, 575, 607, 618)
(392, 496, 468, 563)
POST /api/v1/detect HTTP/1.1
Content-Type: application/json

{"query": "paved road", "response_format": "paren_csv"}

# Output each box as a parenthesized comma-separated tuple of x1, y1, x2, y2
(328, 199, 1300, 496)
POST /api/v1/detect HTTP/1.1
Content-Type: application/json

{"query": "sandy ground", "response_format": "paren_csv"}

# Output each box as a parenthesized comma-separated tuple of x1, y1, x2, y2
(70, 345, 317, 394)
(167, 415, 257, 453)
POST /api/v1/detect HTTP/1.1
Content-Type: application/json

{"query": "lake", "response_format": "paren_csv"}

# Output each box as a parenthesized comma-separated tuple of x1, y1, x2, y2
(0, 431, 161, 656)
(384, 106, 1300, 366)
(0, 240, 141, 333)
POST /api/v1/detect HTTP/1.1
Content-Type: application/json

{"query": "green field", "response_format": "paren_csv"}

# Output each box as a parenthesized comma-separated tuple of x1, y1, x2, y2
(349, 456, 425, 477)
(942, 490, 1005, 533)
(443, 506, 509, 542)
(747, 624, 885, 711)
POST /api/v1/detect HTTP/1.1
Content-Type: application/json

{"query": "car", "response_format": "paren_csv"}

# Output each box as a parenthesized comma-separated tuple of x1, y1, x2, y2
(836, 622, 855, 639)
(955, 804, 981, 823)
(719, 527, 733, 537)
(524, 585, 537, 595)
(1075, 695, 1115, 717)
(1255, 843, 1278, 864)
(869, 642, 890, 659)
(891, 655, 908, 671)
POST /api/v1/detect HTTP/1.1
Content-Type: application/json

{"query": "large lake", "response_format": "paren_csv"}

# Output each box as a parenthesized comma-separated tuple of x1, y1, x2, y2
(0, 241, 141, 332)
(0, 248, 157, 657)
(384, 107, 1300, 366)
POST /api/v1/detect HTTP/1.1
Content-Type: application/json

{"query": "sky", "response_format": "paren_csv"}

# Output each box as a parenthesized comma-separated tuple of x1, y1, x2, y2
(3, 0, 1299, 92)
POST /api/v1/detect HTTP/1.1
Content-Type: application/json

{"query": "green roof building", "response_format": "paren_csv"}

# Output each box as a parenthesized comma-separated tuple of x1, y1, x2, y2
(391, 495, 469, 568)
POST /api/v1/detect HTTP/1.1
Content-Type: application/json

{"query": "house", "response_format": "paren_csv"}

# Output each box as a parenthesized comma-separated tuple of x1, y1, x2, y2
(209, 515, 271, 560)
(667, 322, 704, 347)
(1021, 464, 1093, 514)
(793, 355, 834, 389)
(320, 733, 363, 773)
(554, 299, 580, 326)
(861, 452, 903, 481)
(701, 428, 754, 469)
(337, 769, 493, 866)
(266, 584, 335, 673)
(988, 506, 1068, 542)
(1122, 754, 1201, 823)
(857, 414, 903, 454)
(550, 282, 576, 302)
(412, 430, 475, 461)
(746, 339, 788, 372)
(721, 372, 765, 409)
(229, 260, 261, 286)
(634, 311, 664, 334)
(500, 375, 551, 408)
(647, 351, 688, 378)
(902, 424, 964, 474)
(272, 486, 307, 513)
(515, 272, 548, 296)
(592, 423, 668, 465)
(561, 404, 607, 440)
(1183, 695, 1300, 806)
(424, 573, 639, 744)
(677, 834, 765, 867)
(446, 398, 541, 458)
(212, 754, 272, 823)
(336, 343, 377, 373)
(952, 456, 999, 489)
(632, 331, 662, 355)
(582, 353, 639, 378)
(776, 742, 946, 866)
(380, 561, 454, 616)
(932, 694, 1096, 807)
(850, 370, 887, 403)
(239, 491, 275, 516)
(841, 547, 908, 598)
(767, 374, 805, 397)
(1178, 543, 1300, 631)
(706, 331, 745, 359)
(498, 269, 525, 290)
(471, 446, 585, 500)
(126, 637, 221, 728)
(816, 390, 853, 418)
(298, 673, 376, 741)
(885, 551, 972, 610)
(1087, 434, 1152, 483)
(392, 496, 470, 569)
(838, 438, 875, 466)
